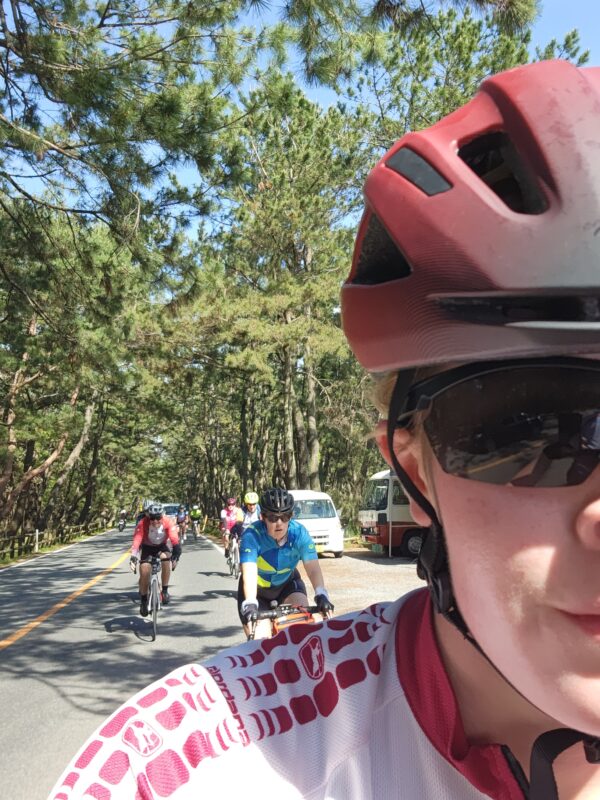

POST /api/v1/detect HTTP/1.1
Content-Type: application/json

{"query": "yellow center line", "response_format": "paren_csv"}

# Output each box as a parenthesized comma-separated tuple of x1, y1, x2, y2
(0, 550, 131, 651)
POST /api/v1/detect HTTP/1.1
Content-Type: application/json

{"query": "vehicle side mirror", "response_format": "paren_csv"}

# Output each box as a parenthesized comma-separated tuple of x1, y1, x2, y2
(377, 512, 388, 525)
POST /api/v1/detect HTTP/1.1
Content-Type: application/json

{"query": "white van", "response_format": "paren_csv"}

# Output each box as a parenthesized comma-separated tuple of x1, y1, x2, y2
(291, 489, 344, 558)
(358, 469, 425, 557)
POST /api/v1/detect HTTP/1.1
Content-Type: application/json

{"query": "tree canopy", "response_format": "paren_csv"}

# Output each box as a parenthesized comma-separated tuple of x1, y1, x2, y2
(0, 0, 589, 551)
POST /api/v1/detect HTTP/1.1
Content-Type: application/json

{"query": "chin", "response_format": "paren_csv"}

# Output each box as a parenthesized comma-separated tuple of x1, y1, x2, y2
(552, 675, 600, 736)
(515, 670, 600, 736)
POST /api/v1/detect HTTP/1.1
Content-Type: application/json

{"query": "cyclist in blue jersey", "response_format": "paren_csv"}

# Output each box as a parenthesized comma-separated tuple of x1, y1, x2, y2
(238, 487, 334, 638)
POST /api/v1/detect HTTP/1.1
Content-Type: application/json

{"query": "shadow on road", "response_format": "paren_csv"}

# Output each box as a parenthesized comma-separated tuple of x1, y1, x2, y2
(0, 532, 244, 718)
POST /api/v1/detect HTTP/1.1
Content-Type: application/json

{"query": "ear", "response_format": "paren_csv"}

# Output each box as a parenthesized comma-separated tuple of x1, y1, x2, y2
(374, 420, 434, 527)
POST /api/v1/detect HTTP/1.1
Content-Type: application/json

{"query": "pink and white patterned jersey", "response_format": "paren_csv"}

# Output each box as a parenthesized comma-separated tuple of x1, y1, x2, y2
(49, 589, 527, 799)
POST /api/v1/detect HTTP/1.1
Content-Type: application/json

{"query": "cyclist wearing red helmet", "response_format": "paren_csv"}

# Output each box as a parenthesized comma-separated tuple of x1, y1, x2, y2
(50, 60, 600, 799)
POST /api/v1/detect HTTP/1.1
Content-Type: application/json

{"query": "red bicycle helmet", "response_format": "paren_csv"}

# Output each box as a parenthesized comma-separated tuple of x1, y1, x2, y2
(341, 59, 600, 373)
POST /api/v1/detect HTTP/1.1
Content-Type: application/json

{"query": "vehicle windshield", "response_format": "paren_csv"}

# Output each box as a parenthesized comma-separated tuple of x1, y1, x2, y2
(163, 504, 179, 516)
(362, 479, 389, 510)
(293, 499, 336, 519)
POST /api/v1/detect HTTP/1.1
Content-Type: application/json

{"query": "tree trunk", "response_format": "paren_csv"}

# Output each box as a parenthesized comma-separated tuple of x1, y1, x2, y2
(291, 380, 310, 488)
(12, 439, 36, 535)
(239, 394, 250, 492)
(77, 403, 106, 525)
(0, 315, 43, 500)
(41, 399, 96, 528)
(0, 432, 68, 522)
(282, 345, 297, 488)
(305, 345, 321, 490)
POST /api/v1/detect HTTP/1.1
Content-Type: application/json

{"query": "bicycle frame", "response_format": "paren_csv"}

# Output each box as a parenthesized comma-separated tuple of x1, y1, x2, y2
(148, 555, 163, 641)
(133, 554, 168, 641)
(228, 534, 240, 579)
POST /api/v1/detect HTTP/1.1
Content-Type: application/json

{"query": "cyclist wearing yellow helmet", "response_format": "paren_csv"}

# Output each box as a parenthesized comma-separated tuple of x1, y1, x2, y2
(240, 490, 260, 530)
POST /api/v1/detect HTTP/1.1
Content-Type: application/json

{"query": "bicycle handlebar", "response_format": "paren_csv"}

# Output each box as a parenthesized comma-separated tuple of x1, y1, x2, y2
(249, 604, 321, 621)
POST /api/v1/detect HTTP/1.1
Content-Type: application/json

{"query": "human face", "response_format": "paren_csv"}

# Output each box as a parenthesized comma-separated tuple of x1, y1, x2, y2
(263, 511, 291, 543)
(415, 426, 600, 735)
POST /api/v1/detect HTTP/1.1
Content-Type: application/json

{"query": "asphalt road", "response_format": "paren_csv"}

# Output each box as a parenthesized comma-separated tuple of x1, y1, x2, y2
(0, 528, 422, 799)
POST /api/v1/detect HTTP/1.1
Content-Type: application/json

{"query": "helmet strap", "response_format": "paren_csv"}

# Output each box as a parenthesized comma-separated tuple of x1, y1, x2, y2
(530, 730, 600, 800)
(387, 371, 456, 621)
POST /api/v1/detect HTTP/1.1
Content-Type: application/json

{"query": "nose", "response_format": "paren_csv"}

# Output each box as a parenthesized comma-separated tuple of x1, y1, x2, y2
(574, 494, 600, 550)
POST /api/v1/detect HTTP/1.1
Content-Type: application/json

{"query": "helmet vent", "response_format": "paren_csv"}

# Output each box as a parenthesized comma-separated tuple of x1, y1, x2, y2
(458, 132, 548, 215)
(435, 293, 600, 326)
(385, 147, 452, 196)
(352, 213, 412, 285)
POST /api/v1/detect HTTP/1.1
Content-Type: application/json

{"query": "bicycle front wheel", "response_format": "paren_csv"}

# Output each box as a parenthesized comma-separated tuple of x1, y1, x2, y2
(150, 580, 159, 641)
(232, 548, 240, 580)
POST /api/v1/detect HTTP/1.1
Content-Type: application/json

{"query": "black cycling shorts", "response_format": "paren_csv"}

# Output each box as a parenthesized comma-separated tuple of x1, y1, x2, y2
(236, 569, 307, 624)
(140, 542, 172, 563)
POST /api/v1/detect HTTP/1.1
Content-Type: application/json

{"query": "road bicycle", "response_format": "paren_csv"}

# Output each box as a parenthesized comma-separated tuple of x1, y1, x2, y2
(247, 602, 323, 641)
(133, 554, 166, 641)
(190, 519, 199, 541)
(147, 555, 164, 641)
(227, 533, 241, 579)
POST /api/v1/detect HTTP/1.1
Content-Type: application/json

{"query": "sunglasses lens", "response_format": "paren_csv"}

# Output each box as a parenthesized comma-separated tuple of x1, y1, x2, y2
(422, 365, 600, 487)
(265, 512, 291, 523)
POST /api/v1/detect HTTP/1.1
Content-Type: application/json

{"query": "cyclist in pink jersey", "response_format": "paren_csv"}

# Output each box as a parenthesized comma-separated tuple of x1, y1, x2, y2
(50, 60, 600, 800)
(220, 495, 242, 558)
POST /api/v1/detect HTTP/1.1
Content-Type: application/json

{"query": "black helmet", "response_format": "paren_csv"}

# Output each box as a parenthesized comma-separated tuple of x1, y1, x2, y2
(260, 487, 294, 514)
(147, 503, 164, 520)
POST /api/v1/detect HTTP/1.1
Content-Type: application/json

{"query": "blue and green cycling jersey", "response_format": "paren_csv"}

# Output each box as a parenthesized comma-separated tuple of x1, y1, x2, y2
(239, 519, 317, 588)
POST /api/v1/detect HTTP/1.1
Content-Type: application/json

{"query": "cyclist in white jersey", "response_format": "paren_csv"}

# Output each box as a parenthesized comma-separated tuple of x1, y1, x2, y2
(49, 60, 600, 800)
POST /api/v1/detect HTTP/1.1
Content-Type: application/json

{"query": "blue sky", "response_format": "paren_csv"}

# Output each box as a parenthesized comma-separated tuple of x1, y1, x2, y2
(531, 0, 598, 63)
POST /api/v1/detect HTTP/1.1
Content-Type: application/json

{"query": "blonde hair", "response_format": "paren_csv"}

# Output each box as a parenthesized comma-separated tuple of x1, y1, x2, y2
(371, 366, 440, 421)
(371, 369, 441, 507)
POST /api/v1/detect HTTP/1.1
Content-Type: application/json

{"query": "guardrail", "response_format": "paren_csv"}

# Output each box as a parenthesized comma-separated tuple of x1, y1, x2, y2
(0, 522, 105, 562)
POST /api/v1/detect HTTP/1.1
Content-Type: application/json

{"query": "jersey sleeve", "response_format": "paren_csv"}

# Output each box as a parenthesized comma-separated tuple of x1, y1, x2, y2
(298, 524, 318, 561)
(131, 520, 145, 553)
(48, 601, 402, 800)
(239, 527, 259, 563)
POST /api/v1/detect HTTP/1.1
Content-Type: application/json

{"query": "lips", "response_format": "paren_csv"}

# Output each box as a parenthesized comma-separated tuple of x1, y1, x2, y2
(560, 610, 600, 637)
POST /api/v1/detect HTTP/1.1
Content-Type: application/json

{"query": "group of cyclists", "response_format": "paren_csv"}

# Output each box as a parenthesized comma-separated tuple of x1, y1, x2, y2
(128, 488, 334, 631)
(219, 491, 260, 556)
(52, 59, 600, 800)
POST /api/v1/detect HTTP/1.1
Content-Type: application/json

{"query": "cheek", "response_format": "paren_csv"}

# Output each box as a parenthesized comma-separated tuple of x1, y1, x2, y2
(431, 465, 554, 629)
(431, 463, 600, 731)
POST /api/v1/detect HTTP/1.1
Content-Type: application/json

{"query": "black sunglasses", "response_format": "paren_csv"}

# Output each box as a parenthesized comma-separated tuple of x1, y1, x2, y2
(398, 357, 600, 488)
(263, 511, 292, 523)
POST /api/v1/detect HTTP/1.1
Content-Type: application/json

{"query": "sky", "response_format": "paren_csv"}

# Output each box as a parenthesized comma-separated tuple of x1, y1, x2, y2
(530, 0, 598, 64)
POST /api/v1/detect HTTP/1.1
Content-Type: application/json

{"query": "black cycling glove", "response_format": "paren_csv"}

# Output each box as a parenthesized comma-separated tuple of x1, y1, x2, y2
(171, 543, 182, 566)
(315, 591, 334, 615)
(241, 600, 258, 623)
